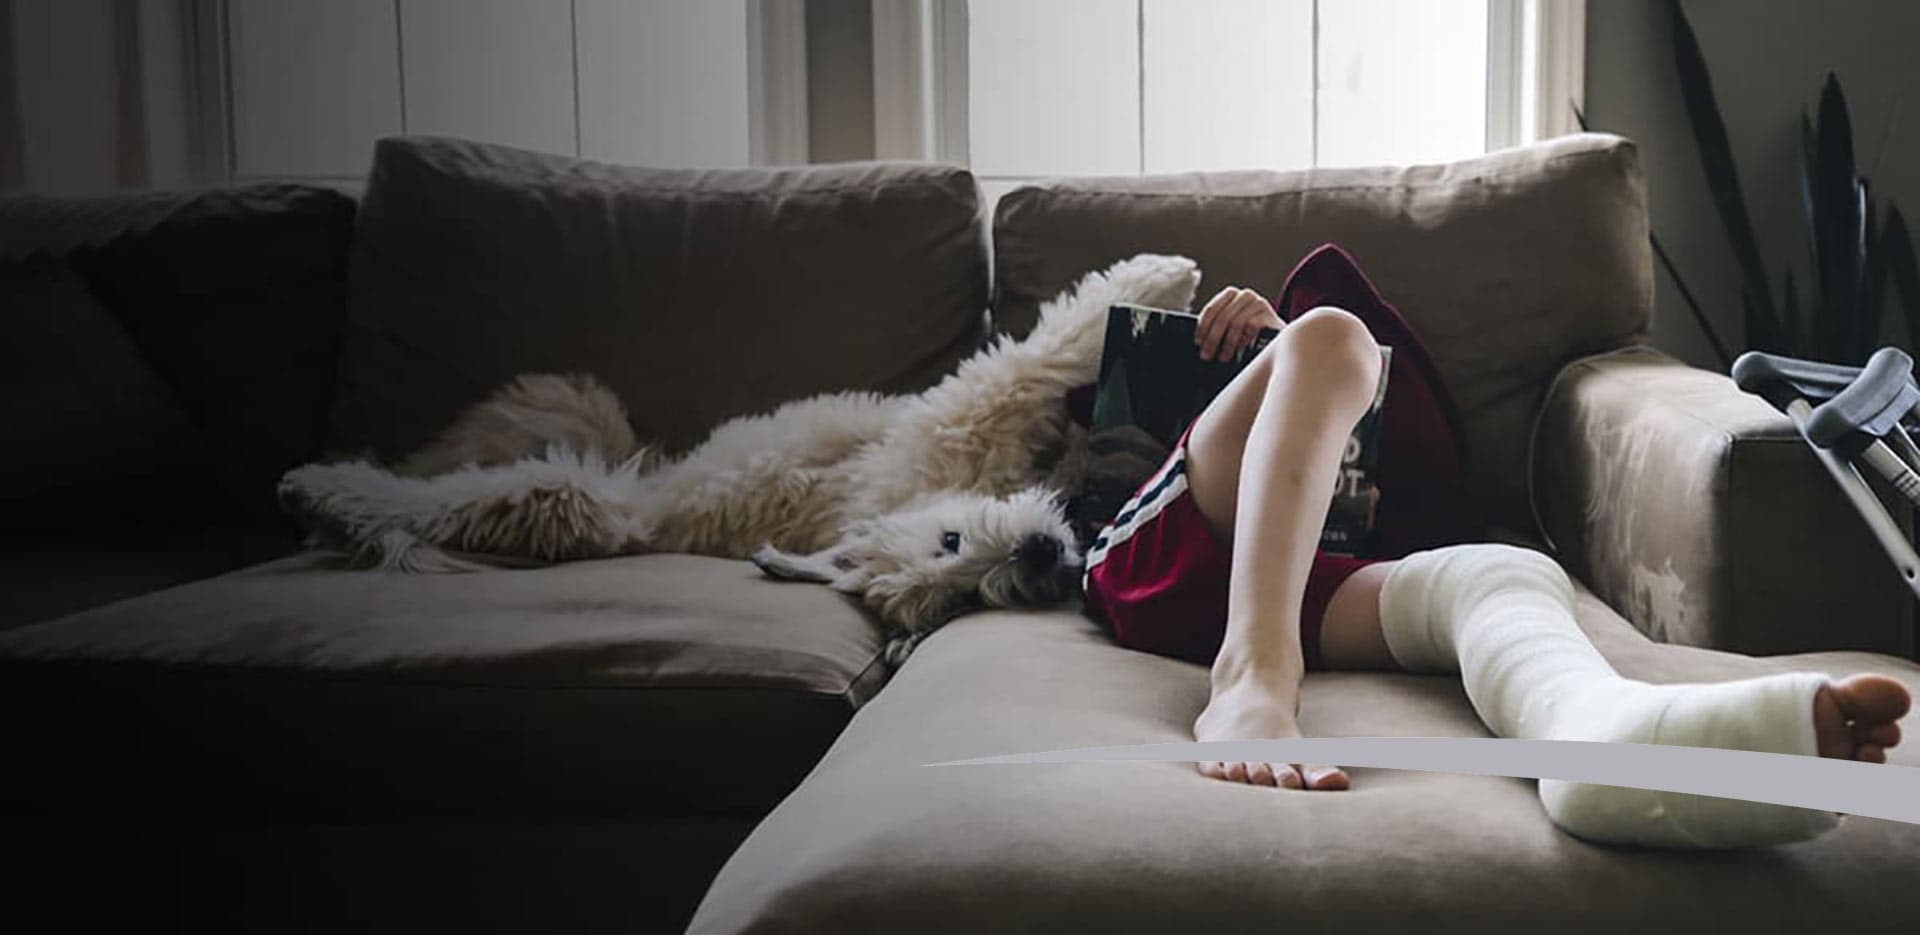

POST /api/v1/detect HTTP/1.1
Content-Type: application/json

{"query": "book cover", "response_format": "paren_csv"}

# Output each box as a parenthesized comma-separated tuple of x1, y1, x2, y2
(1085, 302, 1391, 557)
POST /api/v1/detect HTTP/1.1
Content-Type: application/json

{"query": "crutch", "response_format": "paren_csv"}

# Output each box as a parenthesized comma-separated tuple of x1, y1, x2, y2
(1732, 347, 1920, 600)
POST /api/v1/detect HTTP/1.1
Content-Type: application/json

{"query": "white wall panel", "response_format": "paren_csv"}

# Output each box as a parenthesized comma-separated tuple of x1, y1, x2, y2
(229, 0, 403, 178)
(1142, 0, 1312, 173)
(575, 0, 750, 169)
(1316, 0, 1487, 168)
(968, 0, 1138, 178)
(12, 0, 118, 193)
(399, 0, 577, 156)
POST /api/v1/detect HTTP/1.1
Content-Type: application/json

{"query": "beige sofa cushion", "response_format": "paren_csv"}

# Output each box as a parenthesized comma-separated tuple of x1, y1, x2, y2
(0, 554, 888, 818)
(329, 137, 989, 460)
(691, 601, 1920, 933)
(992, 133, 1652, 531)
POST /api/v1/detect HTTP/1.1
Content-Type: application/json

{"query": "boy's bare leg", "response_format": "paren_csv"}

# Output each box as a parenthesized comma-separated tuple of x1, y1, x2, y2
(1184, 306, 1385, 790)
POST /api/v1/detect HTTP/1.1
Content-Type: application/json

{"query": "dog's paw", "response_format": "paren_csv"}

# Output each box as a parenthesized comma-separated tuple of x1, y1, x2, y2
(751, 544, 837, 583)
(749, 544, 785, 577)
(1105, 253, 1201, 310)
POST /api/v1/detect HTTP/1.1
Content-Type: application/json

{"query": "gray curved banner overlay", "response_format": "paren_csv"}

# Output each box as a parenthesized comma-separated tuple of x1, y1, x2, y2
(933, 737, 1920, 826)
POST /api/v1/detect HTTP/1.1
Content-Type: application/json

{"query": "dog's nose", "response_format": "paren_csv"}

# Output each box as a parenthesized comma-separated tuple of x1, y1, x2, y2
(1016, 533, 1063, 573)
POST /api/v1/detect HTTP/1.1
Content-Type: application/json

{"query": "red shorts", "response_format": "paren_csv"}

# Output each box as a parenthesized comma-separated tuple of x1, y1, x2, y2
(1081, 434, 1379, 669)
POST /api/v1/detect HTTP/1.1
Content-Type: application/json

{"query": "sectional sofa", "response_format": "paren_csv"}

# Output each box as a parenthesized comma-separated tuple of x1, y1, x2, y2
(4, 132, 1915, 934)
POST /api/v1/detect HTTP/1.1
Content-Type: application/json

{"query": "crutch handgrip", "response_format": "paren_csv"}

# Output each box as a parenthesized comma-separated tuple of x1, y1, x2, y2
(1804, 347, 1919, 457)
(1731, 350, 1867, 410)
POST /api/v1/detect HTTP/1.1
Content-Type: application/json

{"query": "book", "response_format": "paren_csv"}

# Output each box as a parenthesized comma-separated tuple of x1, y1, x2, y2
(1080, 302, 1391, 557)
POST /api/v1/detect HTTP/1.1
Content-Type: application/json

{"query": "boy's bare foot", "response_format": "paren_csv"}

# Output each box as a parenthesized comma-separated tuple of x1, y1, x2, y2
(1814, 674, 1910, 763)
(1193, 679, 1349, 790)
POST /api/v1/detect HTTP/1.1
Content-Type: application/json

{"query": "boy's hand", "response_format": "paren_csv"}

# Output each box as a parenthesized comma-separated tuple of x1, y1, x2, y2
(1195, 286, 1283, 362)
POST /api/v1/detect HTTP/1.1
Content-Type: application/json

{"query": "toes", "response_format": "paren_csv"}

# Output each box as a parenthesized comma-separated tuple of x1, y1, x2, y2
(1273, 764, 1304, 790)
(1832, 675, 1913, 724)
(1198, 760, 1305, 788)
(1855, 719, 1902, 748)
(1302, 765, 1350, 791)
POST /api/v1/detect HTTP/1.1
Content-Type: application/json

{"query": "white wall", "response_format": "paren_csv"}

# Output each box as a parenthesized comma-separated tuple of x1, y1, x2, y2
(0, 0, 760, 192)
(229, 0, 404, 180)
(574, 0, 749, 168)
(1586, 1, 1920, 368)
(8, 0, 120, 193)
(400, 0, 577, 156)
(227, 0, 753, 180)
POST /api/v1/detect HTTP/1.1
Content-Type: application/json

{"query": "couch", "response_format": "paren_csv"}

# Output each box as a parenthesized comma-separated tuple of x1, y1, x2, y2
(3, 133, 1916, 934)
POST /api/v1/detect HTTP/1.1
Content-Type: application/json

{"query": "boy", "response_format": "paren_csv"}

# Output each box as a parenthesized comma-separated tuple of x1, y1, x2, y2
(1081, 271, 1909, 847)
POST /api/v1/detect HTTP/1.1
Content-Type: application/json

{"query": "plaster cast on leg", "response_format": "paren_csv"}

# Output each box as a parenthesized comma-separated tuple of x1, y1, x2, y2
(1377, 544, 1837, 848)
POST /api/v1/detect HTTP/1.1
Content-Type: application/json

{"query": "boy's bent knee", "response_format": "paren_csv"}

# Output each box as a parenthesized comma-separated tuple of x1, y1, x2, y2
(1269, 306, 1380, 395)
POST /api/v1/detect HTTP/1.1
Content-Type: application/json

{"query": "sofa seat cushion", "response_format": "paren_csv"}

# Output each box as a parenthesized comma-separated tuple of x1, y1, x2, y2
(0, 554, 888, 819)
(0, 527, 295, 631)
(690, 595, 1920, 933)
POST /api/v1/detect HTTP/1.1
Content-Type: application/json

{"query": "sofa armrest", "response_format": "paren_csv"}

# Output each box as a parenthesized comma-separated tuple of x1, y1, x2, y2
(1532, 346, 1913, 657)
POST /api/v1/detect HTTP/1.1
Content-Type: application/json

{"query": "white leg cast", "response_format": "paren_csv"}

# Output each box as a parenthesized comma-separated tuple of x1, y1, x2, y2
(1377, 543, 1838, 848)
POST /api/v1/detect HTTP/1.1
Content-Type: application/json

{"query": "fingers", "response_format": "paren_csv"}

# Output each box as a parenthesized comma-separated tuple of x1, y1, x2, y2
(1194, 288, 1237, 361)
(1195, 287, 1283, 362)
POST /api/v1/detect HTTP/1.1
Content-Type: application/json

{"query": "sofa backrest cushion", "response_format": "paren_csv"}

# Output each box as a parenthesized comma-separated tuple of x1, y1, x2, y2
(329, 137, 989, 461)
(992, 133, 1652, 528)
(0, 260, 208, 526)
(0, 184, 358, 530)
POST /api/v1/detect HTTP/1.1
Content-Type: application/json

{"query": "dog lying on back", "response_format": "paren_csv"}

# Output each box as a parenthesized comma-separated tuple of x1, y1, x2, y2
(280, 254, 1202, 639)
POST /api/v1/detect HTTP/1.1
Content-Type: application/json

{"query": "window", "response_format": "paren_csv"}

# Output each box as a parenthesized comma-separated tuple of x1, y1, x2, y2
(875, 0, 1585, 203)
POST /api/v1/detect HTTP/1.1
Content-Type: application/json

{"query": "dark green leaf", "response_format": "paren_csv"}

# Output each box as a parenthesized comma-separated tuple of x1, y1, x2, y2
(1573, 104, 1590, 132)
(1743, 285, 1782, 355)
(1810, 73, 1862, 361)
(1856, 183, 1884, 361)
(1884, 207, 1920, 352)
(1782, 267, 1800, 354)
(1800, 111, 1819, 277)
(1666, 0, 1777, 341)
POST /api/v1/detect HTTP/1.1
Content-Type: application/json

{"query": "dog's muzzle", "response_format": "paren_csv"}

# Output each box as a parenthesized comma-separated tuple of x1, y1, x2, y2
(1010, 533, 1080, 605)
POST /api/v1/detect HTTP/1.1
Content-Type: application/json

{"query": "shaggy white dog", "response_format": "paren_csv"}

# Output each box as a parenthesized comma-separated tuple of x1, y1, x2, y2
(281, 253, 1202, 640)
